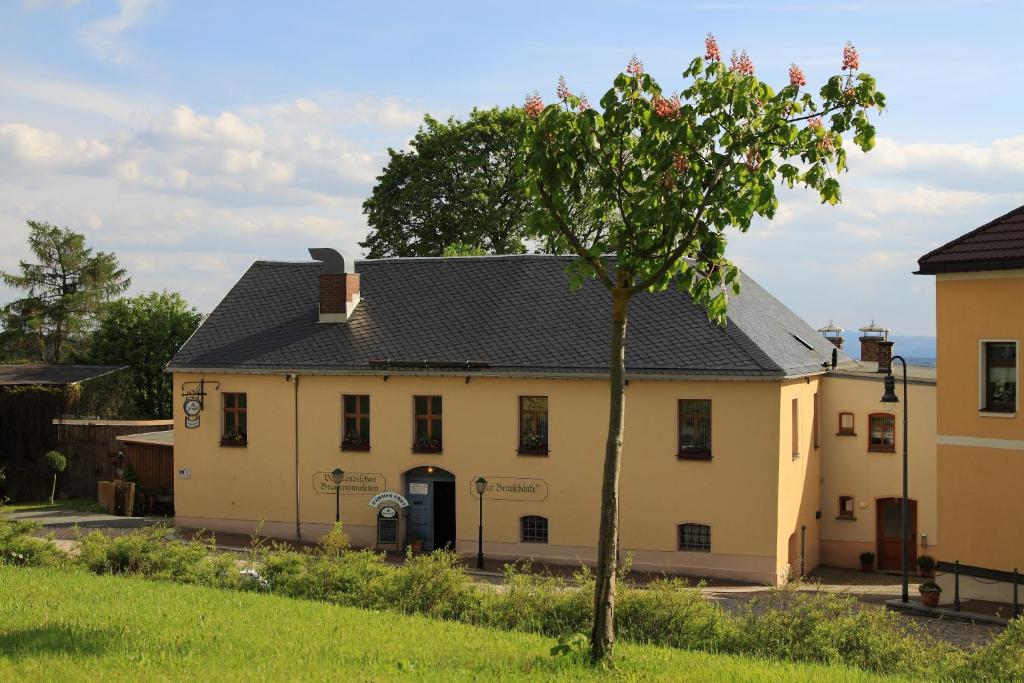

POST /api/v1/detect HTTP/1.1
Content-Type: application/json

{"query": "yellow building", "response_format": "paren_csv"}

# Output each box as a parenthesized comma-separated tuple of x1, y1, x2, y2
(167, 250, 933, 585)
(917, 205, 1024, 605)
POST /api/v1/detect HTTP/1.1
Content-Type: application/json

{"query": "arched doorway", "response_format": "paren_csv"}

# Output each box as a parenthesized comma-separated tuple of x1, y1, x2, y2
(876, 497, 917, 571)
(403, 466, 456, 552)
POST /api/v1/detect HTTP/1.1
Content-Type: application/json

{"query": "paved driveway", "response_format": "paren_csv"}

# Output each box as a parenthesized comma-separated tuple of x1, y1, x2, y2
(4, 507, 168, 537)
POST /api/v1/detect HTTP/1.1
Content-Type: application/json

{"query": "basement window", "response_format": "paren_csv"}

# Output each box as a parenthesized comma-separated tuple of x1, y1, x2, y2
(521, 515, 549, 544)
(678, 523, 711, 552)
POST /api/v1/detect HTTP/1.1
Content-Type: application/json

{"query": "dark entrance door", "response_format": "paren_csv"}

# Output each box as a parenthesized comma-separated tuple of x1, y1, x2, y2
(404, 467, 456, 552)
(433, 481, 456, 551)
(876, 497, 917, 571)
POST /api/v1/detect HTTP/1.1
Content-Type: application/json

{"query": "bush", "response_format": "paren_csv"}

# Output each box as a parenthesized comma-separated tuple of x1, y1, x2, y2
(473, 564, 592, 636)
(617, 578, 733, 652)
(917, 554, 936, 571)
(0, 520, 68, 568)
(375, 549, 479, 620)
(960, 617, 1024, 681)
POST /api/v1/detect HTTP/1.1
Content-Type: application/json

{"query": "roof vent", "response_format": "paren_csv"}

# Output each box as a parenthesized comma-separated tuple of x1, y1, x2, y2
(817, 321, 845, 349)
(308, 248, 359, 323)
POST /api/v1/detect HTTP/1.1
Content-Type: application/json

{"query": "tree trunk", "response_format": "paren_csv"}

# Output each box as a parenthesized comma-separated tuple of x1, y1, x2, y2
(591, 287, 629, 662)
(50, 473, 57, 505)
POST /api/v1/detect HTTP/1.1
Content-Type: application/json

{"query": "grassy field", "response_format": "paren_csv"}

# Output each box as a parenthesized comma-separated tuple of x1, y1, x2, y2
(0, 565, 906, 682)
(1, 498, 101, 513)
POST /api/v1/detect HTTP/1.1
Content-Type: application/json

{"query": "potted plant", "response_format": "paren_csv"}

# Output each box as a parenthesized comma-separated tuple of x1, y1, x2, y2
(518, 432, 548, 455)
(919, 580, 942, 607)
(341, 431, 370, 451)
(917, 554, 936, 578)
(220, 430, 247, 447)
(408, 533, 424, 554)
(859, 551, 875, 572)
(412, 437, 442, 453)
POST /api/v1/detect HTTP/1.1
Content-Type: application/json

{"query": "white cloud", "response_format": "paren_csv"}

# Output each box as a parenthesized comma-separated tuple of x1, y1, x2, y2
(77, 0, 162, 64)
(0, 123, 112, 167)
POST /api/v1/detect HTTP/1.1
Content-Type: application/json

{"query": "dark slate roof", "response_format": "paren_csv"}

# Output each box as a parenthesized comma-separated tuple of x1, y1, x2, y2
(0, 364, 124, 386)
(917, 204, 1024, 274)
(168, 255, 849, 379)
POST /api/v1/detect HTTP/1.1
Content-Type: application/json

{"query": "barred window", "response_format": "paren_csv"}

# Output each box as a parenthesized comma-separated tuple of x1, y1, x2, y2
(520, 515, 548, 544)
(678, 523, 711, 552)
(678, 399, 711, 459)
(868, 413, 895, 452)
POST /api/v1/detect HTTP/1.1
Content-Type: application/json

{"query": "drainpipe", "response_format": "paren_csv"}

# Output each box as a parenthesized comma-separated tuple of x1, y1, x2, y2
(293, 373, 301, 541)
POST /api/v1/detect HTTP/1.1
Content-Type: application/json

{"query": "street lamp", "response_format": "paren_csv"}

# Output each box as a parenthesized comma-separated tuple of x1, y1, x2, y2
(880, 355, 909, 603)
(331, 467, 345, 523)
(474, 477, 487, 570)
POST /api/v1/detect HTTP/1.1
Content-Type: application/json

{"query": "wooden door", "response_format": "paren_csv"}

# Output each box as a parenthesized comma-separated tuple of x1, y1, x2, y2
(876, 498, 917, 571)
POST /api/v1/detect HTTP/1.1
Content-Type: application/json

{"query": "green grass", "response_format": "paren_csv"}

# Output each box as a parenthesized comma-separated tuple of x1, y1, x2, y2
(0, 565, 905, 682)
(1, 498, 102, 513)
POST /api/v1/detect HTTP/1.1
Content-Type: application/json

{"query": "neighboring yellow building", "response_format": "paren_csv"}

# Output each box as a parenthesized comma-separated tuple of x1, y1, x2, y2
(917, 205, 1024, 606)
(167, 250, 933, 585)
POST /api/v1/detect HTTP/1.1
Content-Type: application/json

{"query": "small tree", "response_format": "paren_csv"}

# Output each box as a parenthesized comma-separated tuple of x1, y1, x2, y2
(522, 39, 883, 661)
(44, 450, 66, 505)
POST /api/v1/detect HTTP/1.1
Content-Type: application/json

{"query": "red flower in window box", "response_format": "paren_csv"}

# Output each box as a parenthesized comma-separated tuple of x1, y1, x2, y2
(220, 430, 247, 447)
(341, 431, 370, 451)
(518, 432, 549, 455)
(412, 437, 442, 453)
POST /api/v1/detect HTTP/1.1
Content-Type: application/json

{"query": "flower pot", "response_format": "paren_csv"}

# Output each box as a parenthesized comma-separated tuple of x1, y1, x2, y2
(918, 567, 935, 579)
(860, 562, 872, 573)
(410, 540, 423, 554)
(920, 591, 941, 608)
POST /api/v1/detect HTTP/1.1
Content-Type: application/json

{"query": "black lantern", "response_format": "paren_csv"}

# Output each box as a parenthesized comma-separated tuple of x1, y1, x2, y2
(474, 477, 487, 569)
(880, 373, 899, 403)
(331, 468, 344, 523)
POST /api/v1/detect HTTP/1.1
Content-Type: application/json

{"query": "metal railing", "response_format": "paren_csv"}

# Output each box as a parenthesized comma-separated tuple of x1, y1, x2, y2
(936, 560, 1020, 618)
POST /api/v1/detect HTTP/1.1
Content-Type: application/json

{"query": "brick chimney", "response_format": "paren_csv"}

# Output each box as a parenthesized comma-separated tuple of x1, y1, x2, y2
(817, 322, 844, 349)
(308, 248, 359, 323)
(858, 321, 893, 373)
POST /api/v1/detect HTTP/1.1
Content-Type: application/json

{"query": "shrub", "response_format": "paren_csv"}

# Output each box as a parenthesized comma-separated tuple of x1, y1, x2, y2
(474, 564, 591, 636)
(617, 578, 733, 652)
(375, 549, 479, 620)
(919, 581, 941, 594)
(859, 552, 875, 564)
(43, 450, 66, 504)
(0, 520, 67, 567)
(917, 554, 936, 571)
(960, 617, 1024, 681)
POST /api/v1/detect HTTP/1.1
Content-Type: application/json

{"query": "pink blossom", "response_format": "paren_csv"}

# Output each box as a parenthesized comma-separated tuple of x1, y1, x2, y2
(807, 116, 824, 129)
(745, 147, 761, 171)
(556, 75, 570, 101)
(705, 33, 721, 62)
(729, 50, 755, 76)
(524, 91, 544, 118)
(626, 55, 644, 77)
(842, 41, 860, 71)
(578, 94, 591, 112)
(653, 93, 681, 118)
(788, 63, 806, 87)
(817, 136, 835, 153)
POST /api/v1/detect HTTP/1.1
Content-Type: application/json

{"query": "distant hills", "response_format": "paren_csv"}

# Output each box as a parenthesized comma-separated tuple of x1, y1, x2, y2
(840, 335, 936, 367)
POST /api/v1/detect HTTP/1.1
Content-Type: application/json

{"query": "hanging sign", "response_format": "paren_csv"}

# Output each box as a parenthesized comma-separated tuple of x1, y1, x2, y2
(183, 397, 201, 429)
(369, 491, 410, 509)
(313, 471, 385, 496)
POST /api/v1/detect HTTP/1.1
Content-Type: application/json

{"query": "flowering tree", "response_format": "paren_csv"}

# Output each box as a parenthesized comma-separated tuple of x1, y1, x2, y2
(522, 37, 884, 662)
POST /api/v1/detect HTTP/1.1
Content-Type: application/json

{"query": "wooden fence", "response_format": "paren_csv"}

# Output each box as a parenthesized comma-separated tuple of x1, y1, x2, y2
(54, 419, 173, 500)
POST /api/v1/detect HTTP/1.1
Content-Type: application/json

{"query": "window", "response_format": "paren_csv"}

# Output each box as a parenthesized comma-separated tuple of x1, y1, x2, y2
(221, 392, 247, 446)
(678, 523, 711, 552)
(868, 413, 896, 452)
(413, 396, 442, 452)
(983, 341, 1017, 412)
(791, 398, 800, 459)
(678, 399, 711, 459)
(837, 412, 855, 436)
(838, 496, 855, 519)
(518, 396, 549, 454)
(521, 515, 548, 544)
(812, 392, 820, 449)
(342, 395, 370, 450)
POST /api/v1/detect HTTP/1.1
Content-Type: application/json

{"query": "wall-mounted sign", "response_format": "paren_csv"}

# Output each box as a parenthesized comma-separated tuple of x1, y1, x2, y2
(408, 481, 429, 496)
(470, 477, 548, 502)
(369, 491, 410, 509)
(177, 468, 192, 480)
(379, 505, 397, 519)
(180, 379, 218, 430)
(313, 471, 385, 496)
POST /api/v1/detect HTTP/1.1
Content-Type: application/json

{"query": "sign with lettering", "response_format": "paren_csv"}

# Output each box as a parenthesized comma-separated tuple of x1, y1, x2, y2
(177, 468, 191, 480)
(470, 477, 548, 502)
(183, 397, 201, 429)
(369, 491, 410, 509)
(408, 481, 429, 496)
(313, 471, 385, 496)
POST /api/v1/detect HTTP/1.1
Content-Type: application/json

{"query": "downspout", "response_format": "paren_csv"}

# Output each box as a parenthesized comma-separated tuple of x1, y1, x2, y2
(293, 373, 301, 541)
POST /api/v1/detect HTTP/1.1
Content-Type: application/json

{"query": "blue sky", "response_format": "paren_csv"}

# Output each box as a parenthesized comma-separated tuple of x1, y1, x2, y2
(2, 0, 1023, 336)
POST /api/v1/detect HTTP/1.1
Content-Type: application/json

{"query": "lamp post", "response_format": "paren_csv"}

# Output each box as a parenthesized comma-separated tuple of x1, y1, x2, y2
(880, 355, 909, 603)
(331, 467, 344, 523)
(474, 477, 487, 570)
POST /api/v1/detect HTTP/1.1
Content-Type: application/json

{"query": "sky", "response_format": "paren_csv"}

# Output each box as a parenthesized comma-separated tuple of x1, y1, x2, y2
(2, 1, 1023, 337)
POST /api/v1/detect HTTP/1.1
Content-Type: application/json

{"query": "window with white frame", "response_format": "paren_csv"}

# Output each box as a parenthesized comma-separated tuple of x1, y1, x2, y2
(982, 341, 1017, 413)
